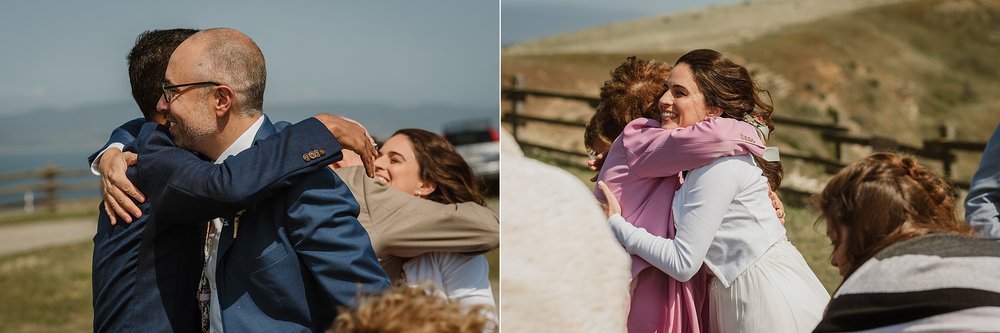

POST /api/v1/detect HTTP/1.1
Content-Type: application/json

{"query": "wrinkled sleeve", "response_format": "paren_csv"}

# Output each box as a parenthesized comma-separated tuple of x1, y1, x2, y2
(966, 124, 1000, 241)
(337, 166, 499, 257)
(88, 117, 145, 175)
(607, 157, 741, 281)
(284, 170, 390, 308)
(625, 118, 765, 178)
(127, 119, 343, 223)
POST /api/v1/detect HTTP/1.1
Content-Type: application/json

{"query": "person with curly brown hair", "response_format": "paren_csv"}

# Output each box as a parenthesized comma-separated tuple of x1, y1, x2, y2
(813, 153, 1000, 332)
(329, 284, 494, 333)
(585, 56, 671, 155)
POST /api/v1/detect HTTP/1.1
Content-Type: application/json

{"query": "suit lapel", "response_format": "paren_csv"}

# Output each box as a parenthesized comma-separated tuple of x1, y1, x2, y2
(216, 115, 274, 262)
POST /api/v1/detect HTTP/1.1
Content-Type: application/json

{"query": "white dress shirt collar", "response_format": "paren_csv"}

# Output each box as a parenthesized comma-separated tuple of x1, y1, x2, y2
(214, 116, 265, 164)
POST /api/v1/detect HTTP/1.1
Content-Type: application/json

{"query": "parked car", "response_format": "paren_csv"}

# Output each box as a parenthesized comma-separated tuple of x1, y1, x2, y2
(442, 119, 499, 193)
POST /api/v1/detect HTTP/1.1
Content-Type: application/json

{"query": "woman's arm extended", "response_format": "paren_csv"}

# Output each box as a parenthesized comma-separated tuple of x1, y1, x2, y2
(603, 157, 743, 281)
(624, 118, 764, 178)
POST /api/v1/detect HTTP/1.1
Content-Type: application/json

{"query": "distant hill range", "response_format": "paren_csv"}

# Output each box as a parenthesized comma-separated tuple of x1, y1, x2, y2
(0, 101, 494, 155)
(504, 0, 915, 55)
(502, 0, 1000, 180)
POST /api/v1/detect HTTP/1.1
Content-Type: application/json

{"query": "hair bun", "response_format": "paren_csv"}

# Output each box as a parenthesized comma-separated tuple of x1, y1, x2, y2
(899, 156, 954, 206)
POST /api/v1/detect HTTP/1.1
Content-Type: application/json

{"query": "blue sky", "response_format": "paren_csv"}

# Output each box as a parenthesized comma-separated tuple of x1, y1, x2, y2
(0, 0, 499, 116)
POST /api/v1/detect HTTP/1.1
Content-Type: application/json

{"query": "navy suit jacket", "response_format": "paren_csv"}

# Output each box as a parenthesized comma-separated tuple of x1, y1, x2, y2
(90, 117, 346, 332)
(128, 117, 390, 332)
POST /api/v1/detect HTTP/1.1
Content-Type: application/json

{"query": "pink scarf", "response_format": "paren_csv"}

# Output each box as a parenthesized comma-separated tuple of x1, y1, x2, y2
(595, 118, 764, 332)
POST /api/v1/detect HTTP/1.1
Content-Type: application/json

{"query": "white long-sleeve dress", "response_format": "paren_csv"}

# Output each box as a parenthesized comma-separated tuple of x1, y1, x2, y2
(608, 155, 829, 332)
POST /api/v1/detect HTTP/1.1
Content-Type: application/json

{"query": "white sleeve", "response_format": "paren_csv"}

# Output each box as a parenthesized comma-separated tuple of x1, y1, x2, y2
(606, 157, 742, 281)
(89, 143, 125, 176)
(439, 254, 496, 308)
(438, 254, 497, 328)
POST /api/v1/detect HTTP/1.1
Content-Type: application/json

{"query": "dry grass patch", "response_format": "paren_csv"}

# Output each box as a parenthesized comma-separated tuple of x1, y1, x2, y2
(0, 241, 93, 333)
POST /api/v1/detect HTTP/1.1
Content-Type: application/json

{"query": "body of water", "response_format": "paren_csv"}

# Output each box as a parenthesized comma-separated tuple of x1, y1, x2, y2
(0, 149, 99, 207)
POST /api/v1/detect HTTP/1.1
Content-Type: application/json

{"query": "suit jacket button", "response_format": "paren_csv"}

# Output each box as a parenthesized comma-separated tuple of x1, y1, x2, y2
(318, 149, 325, 156)
(303, 153, 311, 162)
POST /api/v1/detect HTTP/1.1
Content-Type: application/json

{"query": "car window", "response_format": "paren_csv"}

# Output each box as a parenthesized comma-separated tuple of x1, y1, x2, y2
(445, 131, 493, 146)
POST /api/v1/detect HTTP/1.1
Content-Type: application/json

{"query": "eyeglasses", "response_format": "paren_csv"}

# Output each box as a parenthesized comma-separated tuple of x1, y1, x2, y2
(161, 81, 221, 103)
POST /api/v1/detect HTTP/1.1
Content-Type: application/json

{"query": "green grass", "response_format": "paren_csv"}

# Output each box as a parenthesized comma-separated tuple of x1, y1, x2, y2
(0, 199, 100, 227)
(783, 205, 841, 293)
(0, 212, 501, 332)
(0, 241, 93, 333)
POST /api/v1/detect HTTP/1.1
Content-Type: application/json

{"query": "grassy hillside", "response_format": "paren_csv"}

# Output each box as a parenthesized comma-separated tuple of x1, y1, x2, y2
(502, 0, 999, 186)
(504, 0, 912, 56)
(504, 0, 997, 288)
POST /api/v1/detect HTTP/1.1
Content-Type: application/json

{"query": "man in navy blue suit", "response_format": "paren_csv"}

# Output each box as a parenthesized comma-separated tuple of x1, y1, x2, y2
(146, 27, 388, 332)
(90, 29, 385, 332)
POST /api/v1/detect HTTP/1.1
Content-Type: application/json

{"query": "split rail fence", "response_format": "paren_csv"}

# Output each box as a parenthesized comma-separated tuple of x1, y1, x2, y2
(502, 75, 987, 191)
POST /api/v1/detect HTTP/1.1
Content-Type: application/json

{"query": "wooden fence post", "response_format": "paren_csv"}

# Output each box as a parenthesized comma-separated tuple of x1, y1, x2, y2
(41, 164, 59, 213)
(511, 74, 524, 141)
(828, 108, 843, 163)
(938, 123, 956, 179)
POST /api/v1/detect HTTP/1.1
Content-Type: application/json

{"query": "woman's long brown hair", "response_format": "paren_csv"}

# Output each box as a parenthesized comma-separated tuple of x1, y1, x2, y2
(393, 129, 485, 206)
(676, 49, 782, 189)
(817, 153, 972, 279)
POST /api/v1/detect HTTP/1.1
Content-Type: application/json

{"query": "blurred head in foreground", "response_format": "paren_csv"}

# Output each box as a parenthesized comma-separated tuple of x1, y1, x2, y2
(329, 285, 493, 333)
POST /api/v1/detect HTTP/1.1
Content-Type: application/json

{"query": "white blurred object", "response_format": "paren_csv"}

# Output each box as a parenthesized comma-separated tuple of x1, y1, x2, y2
(500, 129, 630, 333)
(24, 190, 34, 214)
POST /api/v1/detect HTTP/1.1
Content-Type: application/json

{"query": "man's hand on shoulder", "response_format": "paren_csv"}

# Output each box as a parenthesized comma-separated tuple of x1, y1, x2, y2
(98, 148, 144, 225)
(314, 114, 378, 178)
(330, 149, 364, 169)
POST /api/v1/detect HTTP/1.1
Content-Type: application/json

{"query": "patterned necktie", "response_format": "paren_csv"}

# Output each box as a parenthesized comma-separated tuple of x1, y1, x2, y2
(198, 222, 216, 333)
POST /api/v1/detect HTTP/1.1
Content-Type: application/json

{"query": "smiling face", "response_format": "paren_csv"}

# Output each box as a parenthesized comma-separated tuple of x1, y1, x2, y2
(657, 63, 722, 128)
(373, 134, 436, 197)
(155, 38, 218, 155)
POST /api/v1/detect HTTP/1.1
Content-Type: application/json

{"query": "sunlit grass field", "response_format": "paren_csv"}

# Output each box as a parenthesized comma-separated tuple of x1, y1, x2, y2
(0, 241, 94, 333)
(0, 200, 500, 333)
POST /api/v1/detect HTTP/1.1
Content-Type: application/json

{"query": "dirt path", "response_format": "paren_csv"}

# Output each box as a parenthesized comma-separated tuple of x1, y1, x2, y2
(0, 218, 95, 257)
(0, 197, 496, 258)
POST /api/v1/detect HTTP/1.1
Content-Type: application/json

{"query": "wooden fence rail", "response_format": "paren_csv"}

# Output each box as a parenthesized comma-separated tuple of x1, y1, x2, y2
(0, 165, 99, 212)
(502, 75, 987, 191)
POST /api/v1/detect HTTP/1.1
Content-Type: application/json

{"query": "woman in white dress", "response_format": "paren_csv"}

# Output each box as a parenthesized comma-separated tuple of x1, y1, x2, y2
(371, 128, 497, 325)
(599, 49, 829, 332)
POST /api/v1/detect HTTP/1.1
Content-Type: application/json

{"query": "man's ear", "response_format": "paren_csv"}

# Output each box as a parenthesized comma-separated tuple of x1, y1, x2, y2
(213, 85, 235, 117)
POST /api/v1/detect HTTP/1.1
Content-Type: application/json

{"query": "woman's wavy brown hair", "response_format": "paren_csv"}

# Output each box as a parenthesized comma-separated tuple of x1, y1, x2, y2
(586, 56, 671, 153)
(677, 49, 782, 189)
(392, 129, 485, 206)
(817, 153, 973, 279)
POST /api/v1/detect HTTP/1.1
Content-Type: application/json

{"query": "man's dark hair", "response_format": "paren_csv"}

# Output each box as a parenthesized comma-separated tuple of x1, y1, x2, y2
(127, 28, 199, 118)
